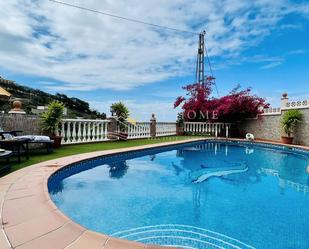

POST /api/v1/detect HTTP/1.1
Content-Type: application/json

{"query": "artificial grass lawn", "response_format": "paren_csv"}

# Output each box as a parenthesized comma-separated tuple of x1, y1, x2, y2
(3, 136, 201, 174)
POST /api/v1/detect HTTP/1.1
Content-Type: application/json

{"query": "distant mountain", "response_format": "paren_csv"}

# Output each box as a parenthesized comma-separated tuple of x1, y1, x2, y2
(0, 76, 106, 119)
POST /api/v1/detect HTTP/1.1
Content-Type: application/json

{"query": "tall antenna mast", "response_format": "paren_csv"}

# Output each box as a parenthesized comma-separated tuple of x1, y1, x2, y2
(196, 30, 206, 86)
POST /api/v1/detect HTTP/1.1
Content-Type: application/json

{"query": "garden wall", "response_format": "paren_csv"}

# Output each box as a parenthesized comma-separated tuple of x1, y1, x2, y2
(239, 108, 309, 146)
(0, 114, 42, 135)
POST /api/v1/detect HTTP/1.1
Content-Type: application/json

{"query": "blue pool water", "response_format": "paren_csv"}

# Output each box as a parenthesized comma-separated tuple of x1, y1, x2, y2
(49, 141, 309, 249)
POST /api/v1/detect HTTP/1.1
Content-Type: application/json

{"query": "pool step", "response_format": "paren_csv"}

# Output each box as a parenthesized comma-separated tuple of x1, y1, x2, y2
(111, 225, 255, 249)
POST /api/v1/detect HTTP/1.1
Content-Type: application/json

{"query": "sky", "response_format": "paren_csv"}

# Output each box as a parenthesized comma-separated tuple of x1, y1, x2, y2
(0, 0, 308, 121)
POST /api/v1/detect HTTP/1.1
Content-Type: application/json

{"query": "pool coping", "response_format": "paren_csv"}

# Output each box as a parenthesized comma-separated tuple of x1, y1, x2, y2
(0, 137, 308, 249)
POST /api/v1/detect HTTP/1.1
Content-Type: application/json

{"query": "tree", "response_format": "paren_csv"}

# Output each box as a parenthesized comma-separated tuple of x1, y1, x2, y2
(110, 102, 130, 133)
(174, 81, 269, 122)
(110, 102, 129, 122)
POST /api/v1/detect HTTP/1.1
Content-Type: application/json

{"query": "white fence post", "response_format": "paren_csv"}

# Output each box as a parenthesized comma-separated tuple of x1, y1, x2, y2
(72, 121, 77, 143)
(61, 122, 65, 144)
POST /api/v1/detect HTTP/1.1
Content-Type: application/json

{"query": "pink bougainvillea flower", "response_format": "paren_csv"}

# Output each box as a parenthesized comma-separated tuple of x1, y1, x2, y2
(174, 80, 269, 122)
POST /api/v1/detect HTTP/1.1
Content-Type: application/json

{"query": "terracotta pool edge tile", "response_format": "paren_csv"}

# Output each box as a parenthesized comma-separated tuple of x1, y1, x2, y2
(2, 198, 58, 229)
(103, 237, 145, 249)
(0, 229, 11, 249)
(4, 209, 68, 248)
(14, 221, 85, 249)
(65, 230, 109, 249)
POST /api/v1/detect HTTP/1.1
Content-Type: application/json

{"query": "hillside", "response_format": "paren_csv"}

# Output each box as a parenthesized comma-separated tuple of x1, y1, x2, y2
(0, 76, 106, 119)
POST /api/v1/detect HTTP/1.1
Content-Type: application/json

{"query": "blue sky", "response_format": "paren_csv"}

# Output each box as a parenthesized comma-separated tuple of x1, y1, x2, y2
(0, 0, 308, 121)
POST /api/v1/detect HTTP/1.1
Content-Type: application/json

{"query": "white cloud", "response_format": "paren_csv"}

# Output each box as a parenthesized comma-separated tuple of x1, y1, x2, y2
(88, 99, 179, 121)
(260, 60, 284, 69)
(0, 0, 308, 91)
(287, 49, 308, 55)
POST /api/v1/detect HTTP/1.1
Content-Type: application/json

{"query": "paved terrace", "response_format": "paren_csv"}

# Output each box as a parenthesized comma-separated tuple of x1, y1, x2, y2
(0, 138, 308, 249)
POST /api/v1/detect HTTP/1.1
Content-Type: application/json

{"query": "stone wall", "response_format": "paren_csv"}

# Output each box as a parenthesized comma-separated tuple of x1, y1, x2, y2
(0, 114, 43, 135)
(239, 108, 309, 146)
(293, 108, 309, 145)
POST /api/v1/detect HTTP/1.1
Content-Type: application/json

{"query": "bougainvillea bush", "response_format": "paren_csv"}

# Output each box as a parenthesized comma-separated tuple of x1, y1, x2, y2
(174, 79, 269, 123)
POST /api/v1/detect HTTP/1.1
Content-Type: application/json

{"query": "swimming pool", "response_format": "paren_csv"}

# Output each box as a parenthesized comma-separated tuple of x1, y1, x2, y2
(48, 140, 309, 249)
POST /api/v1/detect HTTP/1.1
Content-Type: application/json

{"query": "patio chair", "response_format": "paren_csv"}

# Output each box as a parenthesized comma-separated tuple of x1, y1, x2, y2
(0, 136, 30, 163)
(0, 150, 13, 173)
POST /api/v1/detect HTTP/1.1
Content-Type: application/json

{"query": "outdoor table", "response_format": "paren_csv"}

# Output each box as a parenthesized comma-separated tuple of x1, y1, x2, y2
(0, 150, 13, 172)
(0, 138, 30, 163)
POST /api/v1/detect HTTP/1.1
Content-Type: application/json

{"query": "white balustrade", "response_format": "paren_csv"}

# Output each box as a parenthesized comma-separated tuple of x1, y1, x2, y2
(126, 122, 151, 139)
(156, 122, 177, 137)
(284, 100, 309, 110)
(60, 119, 110, 144)
(262, 98, 308, 116)
(184, 122, 231, 137)
(262, 107, 281, 115)
(59, 119, 230, 143)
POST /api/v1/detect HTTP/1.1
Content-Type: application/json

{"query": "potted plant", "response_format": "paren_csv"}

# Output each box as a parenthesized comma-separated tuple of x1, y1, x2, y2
(176, 112, 184, 135)
(281, 109, 303, 144)
(41, 101, 65, 148)
(110, 102, 129, 141)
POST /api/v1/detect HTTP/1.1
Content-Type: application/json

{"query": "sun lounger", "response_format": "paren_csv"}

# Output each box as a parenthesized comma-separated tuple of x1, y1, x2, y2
(0, 131, 54, 154)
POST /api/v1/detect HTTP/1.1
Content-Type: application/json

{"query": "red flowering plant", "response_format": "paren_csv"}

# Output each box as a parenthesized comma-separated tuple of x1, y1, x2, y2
(212, 85, 269, 122)
(174, 77, 214, 121)
(174, 80, 269, 123)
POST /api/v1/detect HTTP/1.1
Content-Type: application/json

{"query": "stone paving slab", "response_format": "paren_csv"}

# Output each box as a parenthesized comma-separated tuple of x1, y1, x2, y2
(4, 210, 67, 247)
(0, 137, 307, 249)
(65, 231, 109, 249)
(15, 222, 85, 249)
(0, 229, 11, 249)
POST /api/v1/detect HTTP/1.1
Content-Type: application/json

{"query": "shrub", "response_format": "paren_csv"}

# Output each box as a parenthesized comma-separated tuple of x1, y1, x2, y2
(41, 101, 64, 135)
(210, 86, 268, 122)
(281, 109, 303, 137)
